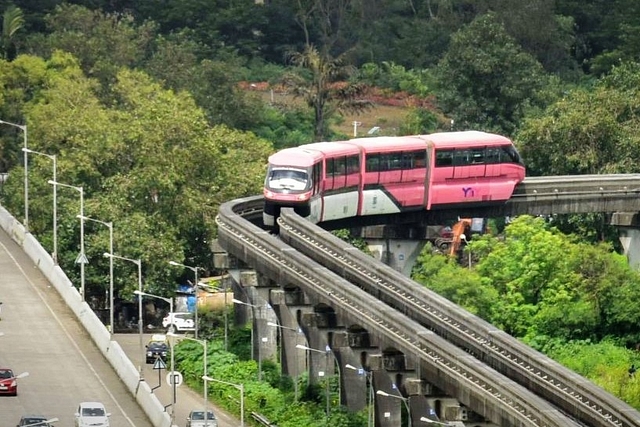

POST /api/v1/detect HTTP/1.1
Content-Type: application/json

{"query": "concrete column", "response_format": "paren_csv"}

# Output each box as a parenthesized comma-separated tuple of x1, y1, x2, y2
(366, 238, 427, 277)
(611, 212, 640, 270)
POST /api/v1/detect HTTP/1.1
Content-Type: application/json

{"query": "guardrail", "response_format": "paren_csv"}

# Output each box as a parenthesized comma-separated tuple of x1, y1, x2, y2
(251, 412, 277, 426)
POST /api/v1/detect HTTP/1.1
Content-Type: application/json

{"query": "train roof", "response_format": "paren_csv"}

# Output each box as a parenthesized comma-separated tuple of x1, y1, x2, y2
(268, 147, 322, 168)
(347, 135, 427, 152)
(419, 131, 513, 148)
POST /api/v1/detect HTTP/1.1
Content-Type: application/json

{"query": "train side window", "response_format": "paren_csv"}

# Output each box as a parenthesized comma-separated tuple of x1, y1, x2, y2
(453, 149, 470, 166)
(502, 145, 522, 163)
(334, 157, 346, 176)
(366, 154, 380, 172)
(412, 151, 427, 168)
(470, 148, 485, 164)
(326, 158, 335, 176)
(435, 150, 453, 167)
(346, 155, 360, 174)
(388, 153, 403, 170)
(486, 147, 501, 164)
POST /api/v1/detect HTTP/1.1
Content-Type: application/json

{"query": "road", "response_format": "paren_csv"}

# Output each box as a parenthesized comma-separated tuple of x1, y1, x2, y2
(115, 333, 241, 427)
(0, 226, 240, 427)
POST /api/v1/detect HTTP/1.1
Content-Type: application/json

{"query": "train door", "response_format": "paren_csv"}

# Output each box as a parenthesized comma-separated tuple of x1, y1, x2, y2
(308, 162, 323, 223)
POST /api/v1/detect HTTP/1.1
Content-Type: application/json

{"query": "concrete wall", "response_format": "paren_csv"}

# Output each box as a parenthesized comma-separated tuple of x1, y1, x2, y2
(0, 205, 172, 427)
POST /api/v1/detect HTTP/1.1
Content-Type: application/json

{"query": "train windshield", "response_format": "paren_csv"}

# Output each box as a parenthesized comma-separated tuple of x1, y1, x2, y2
(265, 166, 311, 192)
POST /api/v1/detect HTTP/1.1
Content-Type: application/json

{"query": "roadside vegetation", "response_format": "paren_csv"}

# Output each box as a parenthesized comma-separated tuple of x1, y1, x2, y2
(0, 0, 640, 421)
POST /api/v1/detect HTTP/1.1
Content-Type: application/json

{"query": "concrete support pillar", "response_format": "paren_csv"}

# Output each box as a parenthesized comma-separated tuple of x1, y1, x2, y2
(366, 239, 427, 277)
(611, 212, 640, 270)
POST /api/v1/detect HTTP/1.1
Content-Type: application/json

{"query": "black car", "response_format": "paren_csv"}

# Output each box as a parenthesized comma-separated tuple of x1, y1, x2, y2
(145, 335, 169, 364)
(17, 415, 54, 427)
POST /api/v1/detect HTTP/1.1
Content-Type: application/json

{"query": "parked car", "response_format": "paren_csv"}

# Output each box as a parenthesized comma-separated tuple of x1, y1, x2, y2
(74, 401, 110, 427)
(162, 312, 195, 333)
(186, 409, 217, 427)
(17, 415, 55, 426)
(0, 368, 20, 396)
(146, 334, 169, 364)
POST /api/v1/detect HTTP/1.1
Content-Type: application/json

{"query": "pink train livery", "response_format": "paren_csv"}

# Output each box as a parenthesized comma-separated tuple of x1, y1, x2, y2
(263, 131, 526, 227)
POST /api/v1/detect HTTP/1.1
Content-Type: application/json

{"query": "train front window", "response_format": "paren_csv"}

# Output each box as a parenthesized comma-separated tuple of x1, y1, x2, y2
(266, 167, 311, 192)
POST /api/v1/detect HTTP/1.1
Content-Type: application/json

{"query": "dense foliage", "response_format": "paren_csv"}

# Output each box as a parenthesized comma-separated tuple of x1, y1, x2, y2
(1, 0, 640, 418)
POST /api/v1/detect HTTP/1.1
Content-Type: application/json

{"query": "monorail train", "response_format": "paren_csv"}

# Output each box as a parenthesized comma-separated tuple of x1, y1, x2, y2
(263, 131, 526, 227)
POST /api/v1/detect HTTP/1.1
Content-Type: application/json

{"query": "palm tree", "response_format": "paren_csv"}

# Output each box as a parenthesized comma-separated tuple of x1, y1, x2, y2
(2, 5, 24, 60)
(283, 45, 371, 141)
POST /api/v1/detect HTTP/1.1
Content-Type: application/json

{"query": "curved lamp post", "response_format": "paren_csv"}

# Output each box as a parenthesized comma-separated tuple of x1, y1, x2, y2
(81, 216, 113, 335)
(460, 234, 471, 269)
(135, 290, 175, 426)
(22, 148, 57, 263)
(49, 181, 84, 298)
(168, 260, 203, 339)
(377, 389, 411, 427)
(203, 375, 244, 427)
(0, 119, 28, 230)
(297, 344, 332, 423)
(345, 364, 374, 427)
(168, 333, 208, 426)
(105, 253, 142, 370)
(267, 321, 301, 400)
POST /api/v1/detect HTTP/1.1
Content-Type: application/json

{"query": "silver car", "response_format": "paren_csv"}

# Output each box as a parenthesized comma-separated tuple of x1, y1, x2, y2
(186, 409, 217, 427)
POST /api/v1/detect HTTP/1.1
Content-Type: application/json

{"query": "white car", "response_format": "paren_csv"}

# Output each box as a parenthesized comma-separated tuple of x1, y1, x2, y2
(75, 402, 110, 427)
(186, 409, 217, 427)
(162, 312, 195, 332)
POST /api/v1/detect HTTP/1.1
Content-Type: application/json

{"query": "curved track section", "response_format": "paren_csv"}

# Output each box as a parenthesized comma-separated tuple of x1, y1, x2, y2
(278, 209, 640, 427)
(217, 197, 583, 427)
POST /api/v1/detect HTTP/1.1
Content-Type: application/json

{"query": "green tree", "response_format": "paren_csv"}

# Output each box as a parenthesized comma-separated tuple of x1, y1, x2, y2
(284, 44, 371, 141)
(0, 52, 272, 304)
(434, 12, 547, 134)
(1, 4, 23, 59)
(518, 61, 640, 177)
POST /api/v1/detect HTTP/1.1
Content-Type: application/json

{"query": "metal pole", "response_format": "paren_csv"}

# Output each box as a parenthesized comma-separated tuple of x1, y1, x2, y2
(170, 298, 175, 426)
(240, 383, 244, 427)
(79, 187, 85, 300)
(52, 155, 57, 264)
(325, 351, 330, 423)
(108, 222, 113, 336)
(194, 267, 199, 339)
(23, 125, 28, 231)
(137, 260, 144, 377)
(223, 276, 228, 351)
(203, 340, 207, 427)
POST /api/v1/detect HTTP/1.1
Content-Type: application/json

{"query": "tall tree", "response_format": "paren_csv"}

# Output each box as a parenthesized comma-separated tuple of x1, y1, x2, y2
(434, 12, 547, 135)
(1, 4, 23, 59)
(284, 44, 370, 141)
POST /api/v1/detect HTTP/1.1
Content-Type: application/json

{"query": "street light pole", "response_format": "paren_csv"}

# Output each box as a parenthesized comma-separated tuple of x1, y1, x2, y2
(168, 333, 208, 427)
(232, 298, 260, 379)
(81, 216, 113, 335)
(22, 148, 57, 262)
(168, 260, 202, 339)
(377, 390, 411, 427)
(267, 321, 301, 400)
(49, 181, 84, 298)
(105, 253, 143, 372)
(202, 376, 244, 427)
(135, 290, 175, 426)
(345, 364, 374, 427)
(297, 344, 331, 423)
(0, 120, 28, 230)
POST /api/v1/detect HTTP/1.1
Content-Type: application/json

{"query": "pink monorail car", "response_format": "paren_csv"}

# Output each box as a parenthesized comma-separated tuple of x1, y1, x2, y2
(263, 131, 525, 227)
